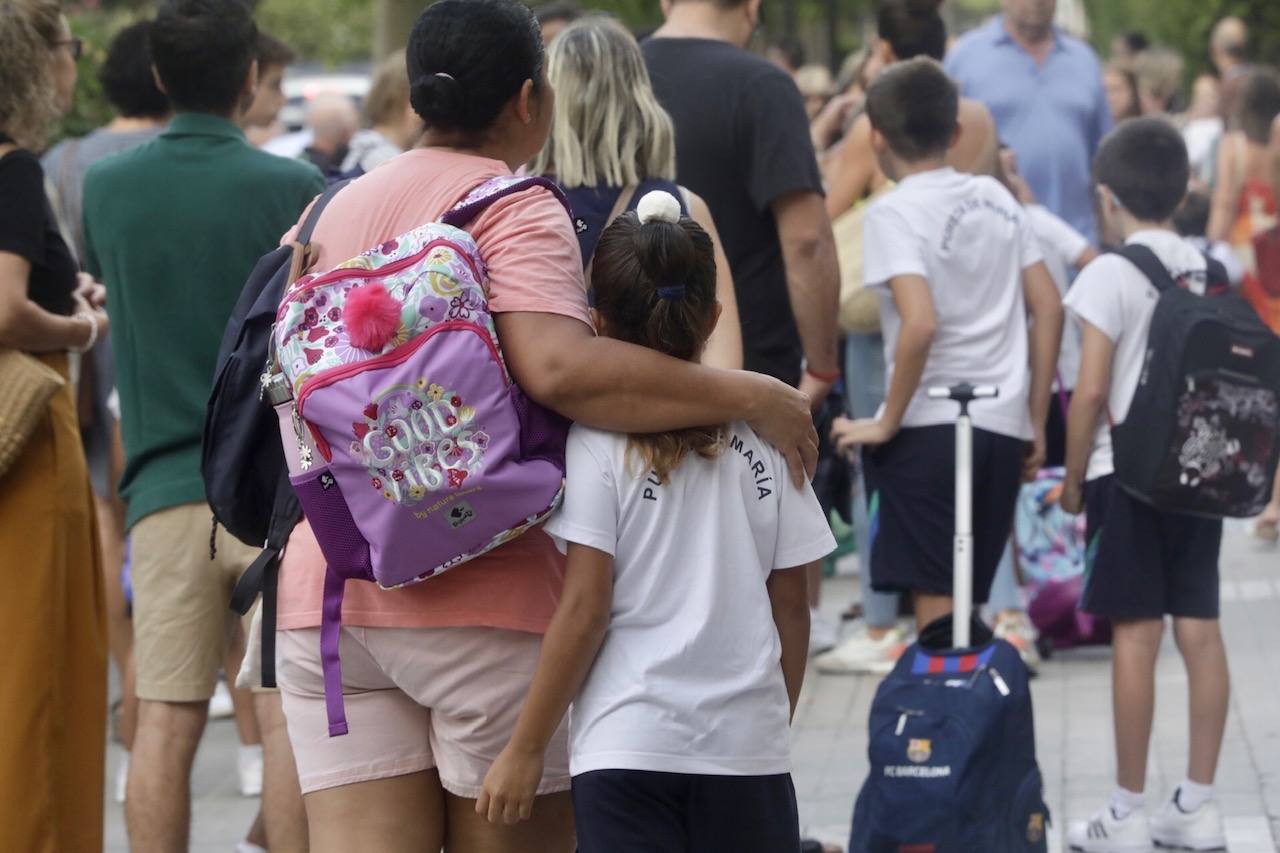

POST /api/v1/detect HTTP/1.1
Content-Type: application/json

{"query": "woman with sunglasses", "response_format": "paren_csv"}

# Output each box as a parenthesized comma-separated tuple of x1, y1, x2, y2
(0, 2, 110, 850)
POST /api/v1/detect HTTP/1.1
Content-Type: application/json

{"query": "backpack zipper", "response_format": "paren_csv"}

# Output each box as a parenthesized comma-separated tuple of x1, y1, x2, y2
(295, 320, 506, 462)
(895, 708, 924, 735)
(990, 667, 1011, 696)
(276, 237, 482, 323)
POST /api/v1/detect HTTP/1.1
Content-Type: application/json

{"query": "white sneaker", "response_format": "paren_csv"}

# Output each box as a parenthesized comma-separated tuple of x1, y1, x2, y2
(1067, 806, 1153, 852)
(994, 610, 1043, 670)
(815, 625, 907, 674)
(209, 678, 234, 720)
(809, 608, 838, 655)
(238, 746, 264, 798)
(1151, 793, 1226, 851)
(866, 634, 913, 675)
(114, 752, 129, 804)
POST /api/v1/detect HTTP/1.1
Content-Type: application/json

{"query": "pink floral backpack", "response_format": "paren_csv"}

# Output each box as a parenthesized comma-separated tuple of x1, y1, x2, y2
(272, 176, 571, 736)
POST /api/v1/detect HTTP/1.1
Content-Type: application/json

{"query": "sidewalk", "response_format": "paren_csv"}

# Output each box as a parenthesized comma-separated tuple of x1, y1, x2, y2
(105, 525, 1280, 851)
(795, 522, 1280, 853)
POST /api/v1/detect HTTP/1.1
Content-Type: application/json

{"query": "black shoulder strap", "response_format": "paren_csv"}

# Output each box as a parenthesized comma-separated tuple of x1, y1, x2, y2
(228, 470, 300, 688)
(298, 178, 351, 245)
(1112, 243, 1178, 294)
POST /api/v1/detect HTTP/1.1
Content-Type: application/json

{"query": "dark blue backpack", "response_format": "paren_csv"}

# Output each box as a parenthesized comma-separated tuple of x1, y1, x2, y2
(201, 180, 348, 685)
(849, 618, 1049, 853)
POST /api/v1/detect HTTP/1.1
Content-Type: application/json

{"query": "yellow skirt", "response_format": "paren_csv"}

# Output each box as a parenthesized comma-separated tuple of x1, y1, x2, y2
(0, 352, 106, 852)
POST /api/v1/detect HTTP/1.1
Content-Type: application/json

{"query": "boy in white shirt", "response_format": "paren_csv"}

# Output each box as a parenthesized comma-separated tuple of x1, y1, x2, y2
(998, 144, 1098, 462)
(1062, 118, 1229, 853)
(476, 193, 835, 851)
(832, 58, 1063, 631)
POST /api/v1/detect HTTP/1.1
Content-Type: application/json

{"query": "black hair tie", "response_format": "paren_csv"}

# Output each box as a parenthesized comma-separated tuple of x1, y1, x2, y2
(656, 284, 686, 301)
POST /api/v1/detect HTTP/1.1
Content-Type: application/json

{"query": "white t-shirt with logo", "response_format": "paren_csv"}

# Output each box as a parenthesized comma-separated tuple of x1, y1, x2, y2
(1026, 204, 1091, 390)
(863, 168, 1045, 440)
(1063, 230, 1210, 481)
(542, 422, 835, 777)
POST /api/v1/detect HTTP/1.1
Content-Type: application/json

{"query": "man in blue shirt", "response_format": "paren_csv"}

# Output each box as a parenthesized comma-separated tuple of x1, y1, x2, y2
(945, 0, 1112, 242)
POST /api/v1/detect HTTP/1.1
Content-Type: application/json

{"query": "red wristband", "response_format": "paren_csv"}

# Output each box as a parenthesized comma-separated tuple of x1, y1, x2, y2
(804, 366, 841, 384)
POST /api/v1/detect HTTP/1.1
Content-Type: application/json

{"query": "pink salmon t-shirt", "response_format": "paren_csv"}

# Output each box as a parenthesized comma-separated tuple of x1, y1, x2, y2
(274, 148, 589, 632)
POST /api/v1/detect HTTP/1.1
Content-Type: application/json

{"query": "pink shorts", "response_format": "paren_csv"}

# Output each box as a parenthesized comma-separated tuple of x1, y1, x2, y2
(277, 626, 570, 798)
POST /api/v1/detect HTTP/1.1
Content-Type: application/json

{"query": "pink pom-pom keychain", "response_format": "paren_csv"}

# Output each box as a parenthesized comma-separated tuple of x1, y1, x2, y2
(344, 283, 402, 352)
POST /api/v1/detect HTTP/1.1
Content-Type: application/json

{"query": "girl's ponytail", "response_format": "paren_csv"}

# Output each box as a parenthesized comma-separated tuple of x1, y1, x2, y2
(592, 191, 724, 482)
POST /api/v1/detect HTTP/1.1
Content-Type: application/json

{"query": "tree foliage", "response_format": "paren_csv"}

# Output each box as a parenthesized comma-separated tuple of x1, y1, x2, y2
(255, 0, 374, 67)
(52, 0, 1280, 148)
(1084, 0, 1280, 78)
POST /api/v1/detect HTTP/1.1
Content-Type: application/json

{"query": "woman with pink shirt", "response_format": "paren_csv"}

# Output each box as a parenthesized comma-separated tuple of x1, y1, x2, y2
(272, 1, 816, 851)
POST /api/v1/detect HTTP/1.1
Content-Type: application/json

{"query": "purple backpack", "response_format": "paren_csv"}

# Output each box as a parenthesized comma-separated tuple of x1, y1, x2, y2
(273, 176, 571, 735)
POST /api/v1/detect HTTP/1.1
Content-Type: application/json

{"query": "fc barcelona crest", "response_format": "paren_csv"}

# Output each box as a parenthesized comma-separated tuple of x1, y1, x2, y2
(1027, 812, 1045, 843)
(907, 738, 931, 763)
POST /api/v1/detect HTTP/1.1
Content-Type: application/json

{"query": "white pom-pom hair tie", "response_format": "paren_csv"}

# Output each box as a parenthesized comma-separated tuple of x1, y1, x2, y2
(636, 190, 681, 225)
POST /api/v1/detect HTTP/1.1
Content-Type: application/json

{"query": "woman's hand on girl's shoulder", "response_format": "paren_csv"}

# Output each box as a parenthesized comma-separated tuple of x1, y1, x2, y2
(745, 372, 819, 488)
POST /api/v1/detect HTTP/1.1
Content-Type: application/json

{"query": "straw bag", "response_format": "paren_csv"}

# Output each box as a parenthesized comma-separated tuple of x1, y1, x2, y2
(0, 347, 66, 479)
(835, 183, 893, 334)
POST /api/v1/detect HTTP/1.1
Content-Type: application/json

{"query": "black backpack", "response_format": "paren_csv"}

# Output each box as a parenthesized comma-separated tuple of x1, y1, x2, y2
(1111, 244, 1280, 518)
(202, 180, 347, 684)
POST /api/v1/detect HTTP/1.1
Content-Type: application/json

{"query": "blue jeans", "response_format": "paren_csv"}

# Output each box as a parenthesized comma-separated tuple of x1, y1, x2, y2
(846, 333, 899, 630)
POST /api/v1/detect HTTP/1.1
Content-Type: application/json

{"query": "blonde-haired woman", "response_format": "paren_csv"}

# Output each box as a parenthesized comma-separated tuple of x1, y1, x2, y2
(532, 15, 742, 370)
(0, 1, 109, 850)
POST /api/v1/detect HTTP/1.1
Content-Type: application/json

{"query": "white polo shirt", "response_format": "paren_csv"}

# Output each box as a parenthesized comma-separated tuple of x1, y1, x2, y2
(1063, 230, 1209, 481)
(1026, 203, 1091, 390)
(863, 168, 1045, 440)
(543, 422, 835, 777)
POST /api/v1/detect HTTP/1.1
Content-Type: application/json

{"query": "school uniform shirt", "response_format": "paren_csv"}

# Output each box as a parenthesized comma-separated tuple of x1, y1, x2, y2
(1026, 204, 1090, 389)
(1063, 230, 1209, 482)
(862, 167, 1044, 440)
(544, 422, 835, 777)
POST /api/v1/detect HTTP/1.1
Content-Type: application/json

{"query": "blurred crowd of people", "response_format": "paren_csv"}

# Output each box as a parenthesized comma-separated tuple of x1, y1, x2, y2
(2, 0, 1280, 851)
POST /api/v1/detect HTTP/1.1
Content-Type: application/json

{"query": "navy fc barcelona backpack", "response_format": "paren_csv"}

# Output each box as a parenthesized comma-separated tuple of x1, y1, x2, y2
(849, 617, 1049, 853)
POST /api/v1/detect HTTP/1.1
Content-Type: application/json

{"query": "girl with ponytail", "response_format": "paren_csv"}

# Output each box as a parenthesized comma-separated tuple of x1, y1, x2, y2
(477, 192, 836, 851)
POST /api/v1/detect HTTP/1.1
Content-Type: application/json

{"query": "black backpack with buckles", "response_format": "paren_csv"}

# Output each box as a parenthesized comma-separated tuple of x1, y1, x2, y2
(1110, 243, 1280, 518)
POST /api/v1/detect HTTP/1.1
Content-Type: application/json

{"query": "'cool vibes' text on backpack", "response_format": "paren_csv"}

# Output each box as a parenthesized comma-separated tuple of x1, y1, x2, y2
(272, 176, 571, 736)
(1110, 244, 1280, 518)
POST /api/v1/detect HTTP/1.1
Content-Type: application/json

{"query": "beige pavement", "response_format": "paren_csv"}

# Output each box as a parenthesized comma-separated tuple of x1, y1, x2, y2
(105, 525, 1280, 851)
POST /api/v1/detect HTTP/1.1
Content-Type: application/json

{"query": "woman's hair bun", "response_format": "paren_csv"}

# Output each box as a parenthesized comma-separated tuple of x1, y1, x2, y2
(410, 72, 466, 130)
(406, 0, 545, 135)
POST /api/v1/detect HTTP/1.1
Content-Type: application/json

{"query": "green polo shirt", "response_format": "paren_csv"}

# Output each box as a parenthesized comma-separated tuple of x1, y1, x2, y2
(83, 113, 325, 530)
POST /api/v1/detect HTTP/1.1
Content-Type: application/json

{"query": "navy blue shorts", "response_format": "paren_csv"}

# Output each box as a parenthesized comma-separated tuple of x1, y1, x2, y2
(862, 425, 1024, 603)
(572, 770, 800, 853)
(1081, 475, 1222, 620)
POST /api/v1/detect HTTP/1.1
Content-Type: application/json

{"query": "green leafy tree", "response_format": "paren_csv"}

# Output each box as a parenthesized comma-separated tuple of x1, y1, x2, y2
(1085, 0, 1280, 77)
(256, 0, 374, 66)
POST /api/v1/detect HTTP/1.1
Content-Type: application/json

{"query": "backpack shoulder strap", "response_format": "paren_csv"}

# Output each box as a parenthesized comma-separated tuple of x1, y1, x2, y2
(285, 178, 351, 285)
(1112, 243, 1178, 294)
(441, 175, 572, 230)
(298, 178, 351, 245)
(581, 184, 639, 277)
